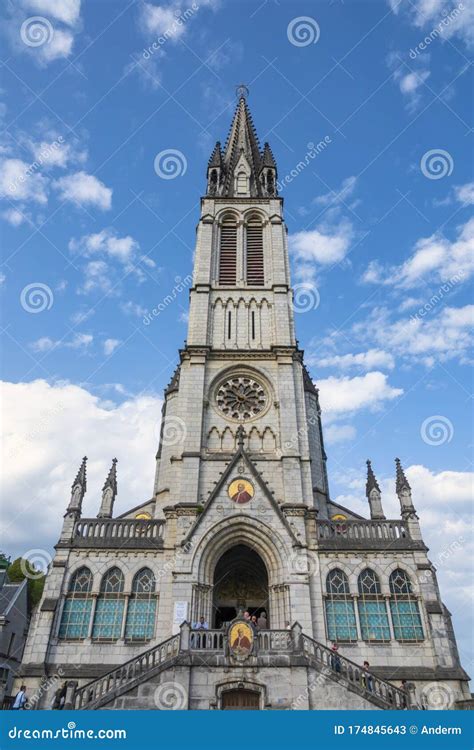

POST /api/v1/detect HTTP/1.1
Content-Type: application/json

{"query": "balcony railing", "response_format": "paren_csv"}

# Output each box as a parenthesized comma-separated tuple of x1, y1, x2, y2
(315, 520, 423, 550)
(69, 518, 165, 548)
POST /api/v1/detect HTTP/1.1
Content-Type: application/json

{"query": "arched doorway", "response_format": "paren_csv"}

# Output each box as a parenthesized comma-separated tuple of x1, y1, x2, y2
(212, 545, 269, 628)
(221, 689, 260, 710)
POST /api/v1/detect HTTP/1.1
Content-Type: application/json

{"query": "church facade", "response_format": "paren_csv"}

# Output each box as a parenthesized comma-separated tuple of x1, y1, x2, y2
(18, 94, 471, 711)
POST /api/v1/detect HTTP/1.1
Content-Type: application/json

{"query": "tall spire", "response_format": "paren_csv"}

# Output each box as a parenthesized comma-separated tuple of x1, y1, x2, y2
(365, 460, 385, 520)
(395, 458, 417, 520)
(98, 459, 118, 519)
(206, 90, 278, 198)
(67, 456, 87, 515)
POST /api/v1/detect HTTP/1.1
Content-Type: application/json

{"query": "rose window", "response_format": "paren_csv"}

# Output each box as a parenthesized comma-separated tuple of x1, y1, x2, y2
(216, 376, 267, 420)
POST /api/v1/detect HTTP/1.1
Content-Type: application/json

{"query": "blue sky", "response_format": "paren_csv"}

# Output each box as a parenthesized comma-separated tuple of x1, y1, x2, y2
(1, 0, 473, 672)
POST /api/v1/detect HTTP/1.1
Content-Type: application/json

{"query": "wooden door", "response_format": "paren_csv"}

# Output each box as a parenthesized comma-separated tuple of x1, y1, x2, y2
(221, 689, 260, 710)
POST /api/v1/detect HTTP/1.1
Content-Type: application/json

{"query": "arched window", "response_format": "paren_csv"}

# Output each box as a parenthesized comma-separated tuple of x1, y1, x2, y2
(357, 569, 390, 641)
(237, 171, 248, 194)
(59, 567, 93, 640)
(92, 567, 125, 641)
(218, 216, 237, 285)
(325, 569, 357, 641)
(246, 217, 264, 285)
(125, 568, 157, 641)
(389, 569, 423, 641)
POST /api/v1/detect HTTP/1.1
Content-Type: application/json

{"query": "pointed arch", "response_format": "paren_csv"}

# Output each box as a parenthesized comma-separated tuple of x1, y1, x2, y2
(325, 569, 357, 642)
(125, 568, 156, 641)
(92, 567, 125, 641)
(218, 214, 237, 285)
(58, 566, 93, 640)
(245, 214, 264, 285)
(357, 569, 390, 641)
(389, 569, 424, 641)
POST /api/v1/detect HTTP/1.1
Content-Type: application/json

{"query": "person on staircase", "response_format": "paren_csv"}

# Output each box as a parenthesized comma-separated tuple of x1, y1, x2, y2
(361, 661, 373, 692)
(330, 643, 341, 673)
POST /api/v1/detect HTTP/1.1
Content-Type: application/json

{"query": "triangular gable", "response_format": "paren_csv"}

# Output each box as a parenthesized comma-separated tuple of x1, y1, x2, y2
(182, 438, 300, 547)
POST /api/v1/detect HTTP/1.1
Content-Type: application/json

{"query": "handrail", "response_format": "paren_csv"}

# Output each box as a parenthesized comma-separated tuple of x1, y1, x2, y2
(302, 634, 406, 709)
(73, 518, 165, 540)
(73, 633, 180, 709)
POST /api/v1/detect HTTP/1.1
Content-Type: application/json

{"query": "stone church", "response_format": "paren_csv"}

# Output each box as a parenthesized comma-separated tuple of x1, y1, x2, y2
(18, 93, 470, 711)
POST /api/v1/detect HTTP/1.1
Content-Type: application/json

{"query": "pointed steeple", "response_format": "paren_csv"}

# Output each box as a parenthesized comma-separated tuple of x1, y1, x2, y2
(98, 459, 118, 519)
(366, 460, 380, 496)
(206, 90, 278, 198)
(262, 142, 276, 168)
(365, 460, 385, 520)
(208, 141, 223, 168)
(395, 458, 417, 519)
(67, 456, 87, 515)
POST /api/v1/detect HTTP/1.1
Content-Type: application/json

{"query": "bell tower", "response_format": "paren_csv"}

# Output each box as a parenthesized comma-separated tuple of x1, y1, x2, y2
(153, 89, 329, 522)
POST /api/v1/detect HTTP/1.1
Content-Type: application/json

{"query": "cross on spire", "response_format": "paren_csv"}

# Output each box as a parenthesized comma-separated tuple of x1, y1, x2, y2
(235, 83, 249, 100)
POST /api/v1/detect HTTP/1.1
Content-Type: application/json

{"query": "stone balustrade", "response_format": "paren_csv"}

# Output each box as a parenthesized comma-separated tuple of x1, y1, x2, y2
(302, 635, 407, 710)
(69, 518, 165, 549)
(315, 520, 423, 550)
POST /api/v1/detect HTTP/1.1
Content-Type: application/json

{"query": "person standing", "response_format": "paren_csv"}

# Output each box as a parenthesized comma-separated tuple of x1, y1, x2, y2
(362, 661, 373, 692)
(257, 611, 267, 629)
(11, 686, 27, 710)
(330, 643, 341, 673)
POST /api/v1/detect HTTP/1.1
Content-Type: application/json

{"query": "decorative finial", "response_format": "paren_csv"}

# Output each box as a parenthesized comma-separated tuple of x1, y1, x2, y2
(395, 457, 411, 494)
(103, 458, 118, 493)
(72, 456, 87, 491)
(236, 83, 249, 100)
(366, 460, 380, 497)
(67, 456, 88, 515)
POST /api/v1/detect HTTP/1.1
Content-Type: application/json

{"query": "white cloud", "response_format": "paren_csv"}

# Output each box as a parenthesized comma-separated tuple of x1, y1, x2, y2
(0, 158, 48, 204)
(69, 229, 139, 263)
(455, 181, 474, 206)
(1, 207, 29, 226)
(53, 171, 112, 210)
(313, 176, 358, 208)
(38, 28, 75, 64)
(325, 423, 357, 444)
(29, 332, 93, 353)
(393, 0, 474, 49)
(318, 349, 395, 371)
(79, 260, 112, 295)
(393, 65, 430, 111)
(26, 0, 81, 26)
(362, 217, 474, 288)
(121, 301, 148, 318)
(318, 371, 403, 417)
(103, 338, 121, 356)
(0, 379, 161, 557)
(353, 304, 473, 366)
(289, 219, 353, 267)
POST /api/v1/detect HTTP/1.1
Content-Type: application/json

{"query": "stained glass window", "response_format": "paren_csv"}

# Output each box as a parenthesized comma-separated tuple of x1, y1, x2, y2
(325, 569, 357, 641)
(92, 567, 125, 641)
(125, 568, 156, 641)
(357, 569, 390, 641)
(389, 569, 424, 641)
(58, 567, 93, 640)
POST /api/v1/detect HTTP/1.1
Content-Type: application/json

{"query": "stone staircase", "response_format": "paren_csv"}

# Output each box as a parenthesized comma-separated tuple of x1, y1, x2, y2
(70, 624, 407, 710)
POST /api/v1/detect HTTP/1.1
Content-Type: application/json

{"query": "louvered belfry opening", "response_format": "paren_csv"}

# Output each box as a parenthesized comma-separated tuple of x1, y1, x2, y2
(218, 216, 237, 285)
(246, 217, 264, 285)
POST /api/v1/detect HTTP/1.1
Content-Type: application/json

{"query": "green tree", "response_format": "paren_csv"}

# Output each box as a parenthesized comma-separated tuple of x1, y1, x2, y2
(7, 558, 46, 608)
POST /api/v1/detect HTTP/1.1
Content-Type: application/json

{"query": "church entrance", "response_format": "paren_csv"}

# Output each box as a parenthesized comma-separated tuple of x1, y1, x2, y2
(212, 545, 269, 628)
(221, 689, 260, 710)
